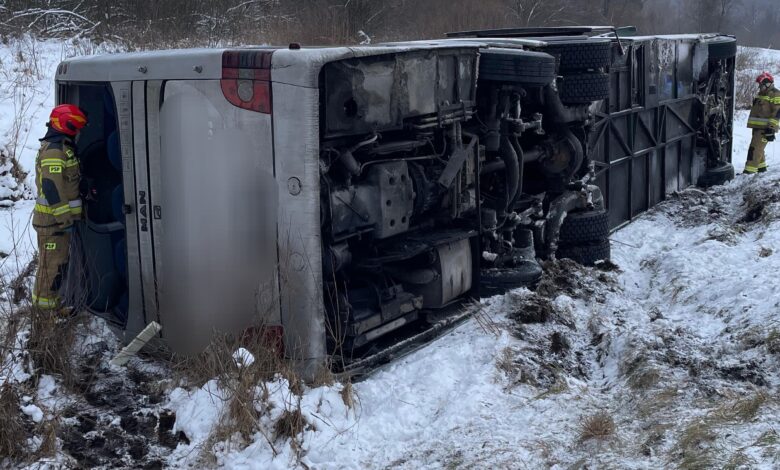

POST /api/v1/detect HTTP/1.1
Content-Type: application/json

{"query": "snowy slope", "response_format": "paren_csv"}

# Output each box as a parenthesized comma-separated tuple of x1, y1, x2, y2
(161, 111, 780, 469)
(1, 39, 780, 469)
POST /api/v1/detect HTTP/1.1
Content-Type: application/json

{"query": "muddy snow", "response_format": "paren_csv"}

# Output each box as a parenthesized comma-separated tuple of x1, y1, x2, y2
(2, 39, 780, 469)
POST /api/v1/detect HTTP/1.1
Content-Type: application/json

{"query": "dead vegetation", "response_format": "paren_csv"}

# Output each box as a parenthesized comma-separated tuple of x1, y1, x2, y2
(735, 47, 779, 110)
(26, 309, 82, 385)
(36, 409, 59, 459)
(738, 182, 780, 225)
(173, 328, 314, 460)
(766, 329, 780, 355)
(751, 429, 780, 460)
(339, 381, 355, 410)
(620, 345, 667, 392)
(274, 407, 308, 441)
(672, 392, 771, 469)
(674, 419, 717, 469)
(496, 347, 516, 375)
(627, 365, 662, 391)
(507, 293, 556, 327)
(8, 255, 37, 304)
(495, 260, 618, 391)
(536, 258, 616, 301)
(578, 411, 616, 443)
(703, 226, 742, 246)
(662, 188, 728, 229)
(712, 392, 767, 424)
(0, 382, 27, 460)
(637, 388, 680, 420)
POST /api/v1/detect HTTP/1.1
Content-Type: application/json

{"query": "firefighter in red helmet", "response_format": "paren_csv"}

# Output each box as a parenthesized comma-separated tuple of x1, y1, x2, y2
(31, 104, 87, 311)
(745, 72, 780, 174)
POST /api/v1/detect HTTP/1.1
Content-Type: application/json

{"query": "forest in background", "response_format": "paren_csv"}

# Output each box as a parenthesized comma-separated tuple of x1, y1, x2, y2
(0, 0, 778, 49)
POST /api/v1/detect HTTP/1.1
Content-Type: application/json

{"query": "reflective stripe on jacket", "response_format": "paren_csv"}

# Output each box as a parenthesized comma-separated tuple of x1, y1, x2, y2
(748, 86, 780, 130)
(32, 137, 82, 229)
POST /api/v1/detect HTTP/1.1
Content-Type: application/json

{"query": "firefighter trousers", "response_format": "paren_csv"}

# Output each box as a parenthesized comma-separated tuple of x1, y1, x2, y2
(745, 129, 770, 173)
(32, 226, 71, 309)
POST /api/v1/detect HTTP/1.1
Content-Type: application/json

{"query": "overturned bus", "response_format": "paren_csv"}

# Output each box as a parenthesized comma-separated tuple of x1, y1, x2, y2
(56, 26, 736, 374)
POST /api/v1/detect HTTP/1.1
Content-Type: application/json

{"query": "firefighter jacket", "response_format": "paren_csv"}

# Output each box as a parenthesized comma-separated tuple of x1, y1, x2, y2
(747, 85, 780, 131)
(32, 130, 82, 229)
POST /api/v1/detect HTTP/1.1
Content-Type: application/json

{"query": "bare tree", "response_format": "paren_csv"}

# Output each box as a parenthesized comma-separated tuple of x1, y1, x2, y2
(0, 0, 777, 48)
(506, 0, 567, 27)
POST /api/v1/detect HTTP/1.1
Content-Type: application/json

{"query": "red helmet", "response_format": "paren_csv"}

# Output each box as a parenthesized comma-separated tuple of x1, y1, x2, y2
(756, 72, 774, 85)
(49, 104, 87, 136)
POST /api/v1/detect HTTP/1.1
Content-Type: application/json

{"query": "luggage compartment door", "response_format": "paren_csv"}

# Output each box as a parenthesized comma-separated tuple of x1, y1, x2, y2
(154, 80, 280, 354)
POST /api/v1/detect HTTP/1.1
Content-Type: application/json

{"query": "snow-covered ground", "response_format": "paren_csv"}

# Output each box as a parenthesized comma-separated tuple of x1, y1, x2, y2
(2, 39, 780, 469)
(164, 112, 780, 468)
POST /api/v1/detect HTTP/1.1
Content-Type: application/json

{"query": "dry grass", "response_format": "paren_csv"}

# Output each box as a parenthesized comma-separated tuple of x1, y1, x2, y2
(751, 429, 780, 460)
(340, 381, 355, 410)
(8, 255, 36, 304)
(173, 328, 284, 389)
(621, 351, 663, 392)
(675, 420, 717, 470)
(227, 375, 262, 441)
(723, 450, 754, 470)
(496, 347, 517, 376)
(766, 329, 780, 355)
(672, 393, 771, 469)
(640, 422, 671, 457)
(26, 309, 81, 386)
(753, 429, 779, 447)
(176, 329, 310, 460)
(533, 377, 569, 400)
(311, 362, 336, 388)
(711, 392, 767, 424)
(734, 48, 778, 110)
(0, 383, 27, 459)
(274, 407, 307, 441)
(627, 366, 661, 391)
(638, 388, 679, 419)
(578, 411, 615, 443)
(36, 412, 59, 458)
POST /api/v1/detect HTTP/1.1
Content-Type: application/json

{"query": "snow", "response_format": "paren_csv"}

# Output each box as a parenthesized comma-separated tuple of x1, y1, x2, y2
(164, 109, 780, 469)
(1, 36, 780, 468)
(168, 380, 228, 444)
(21, 404, 43, 423)
(233, 347, 256, 368)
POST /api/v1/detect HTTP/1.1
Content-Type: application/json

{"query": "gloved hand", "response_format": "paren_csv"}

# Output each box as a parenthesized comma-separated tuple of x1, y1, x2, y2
(766, 130, 776, 142)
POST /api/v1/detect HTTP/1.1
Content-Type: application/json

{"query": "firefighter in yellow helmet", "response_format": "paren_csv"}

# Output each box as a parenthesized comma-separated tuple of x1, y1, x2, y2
(31, 104, 87, 311)
(745, 72, 780, 174)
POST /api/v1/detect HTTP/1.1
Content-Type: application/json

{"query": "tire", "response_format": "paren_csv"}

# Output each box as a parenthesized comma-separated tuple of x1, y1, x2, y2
(706, 37, 737, 59)
(480, 49, 556, 86)
(481, 263, 544, 297)
(698, 162, 735, 188)
(557, 239, 611, 267)
(558, 73, 610, 104)
(543, 41, 612, 72)
(559, 209, 610, 244)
